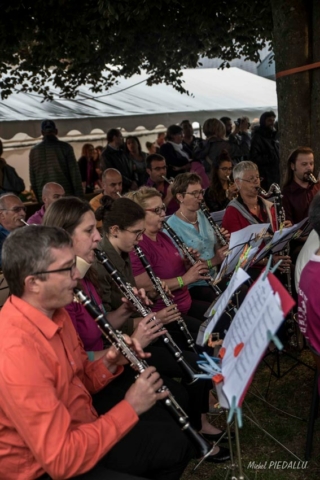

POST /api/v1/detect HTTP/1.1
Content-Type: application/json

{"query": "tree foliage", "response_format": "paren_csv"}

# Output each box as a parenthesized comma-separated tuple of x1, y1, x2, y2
(0, 0, 273, 100)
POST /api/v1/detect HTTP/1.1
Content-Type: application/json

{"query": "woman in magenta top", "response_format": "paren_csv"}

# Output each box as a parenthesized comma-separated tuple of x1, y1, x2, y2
(43, 196, 162, 357)
(128, 187, 213, 333)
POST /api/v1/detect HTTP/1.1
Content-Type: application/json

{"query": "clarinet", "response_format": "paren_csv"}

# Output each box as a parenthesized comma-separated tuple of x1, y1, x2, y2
(199, 202, 228, 246)
(74, 288, 213, 460)
(162, 221, 222, 296)
(94, 249, 199, 384)
(134, 245, 197, 353)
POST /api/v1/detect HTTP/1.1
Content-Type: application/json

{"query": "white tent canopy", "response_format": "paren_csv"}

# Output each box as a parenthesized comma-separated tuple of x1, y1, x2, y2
(0, 68, 277, 140)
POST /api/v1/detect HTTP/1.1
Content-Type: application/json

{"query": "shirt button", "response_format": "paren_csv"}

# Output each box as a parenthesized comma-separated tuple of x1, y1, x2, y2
(102, 374, 106, 379)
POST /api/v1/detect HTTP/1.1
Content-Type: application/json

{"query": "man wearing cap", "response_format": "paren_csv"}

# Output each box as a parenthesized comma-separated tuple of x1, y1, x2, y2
(29, 120, 84, 202)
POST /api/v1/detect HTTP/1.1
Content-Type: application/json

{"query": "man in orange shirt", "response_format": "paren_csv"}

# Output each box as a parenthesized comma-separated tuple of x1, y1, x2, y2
(0, 226, 192, 480)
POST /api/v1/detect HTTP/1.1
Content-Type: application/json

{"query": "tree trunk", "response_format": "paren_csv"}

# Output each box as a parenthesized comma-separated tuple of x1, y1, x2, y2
(271, 0, 312, 185)
(311, 0, 320, 172)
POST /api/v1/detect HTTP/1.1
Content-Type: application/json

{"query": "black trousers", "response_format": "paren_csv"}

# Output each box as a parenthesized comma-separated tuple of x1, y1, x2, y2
(91, 374, 194, 480)
(39, 468, 150, 479)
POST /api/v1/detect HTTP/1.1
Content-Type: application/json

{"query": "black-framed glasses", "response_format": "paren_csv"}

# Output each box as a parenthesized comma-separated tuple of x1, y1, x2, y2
(145, 204, 166, 215)
(183, 189, 205, 198)
(219, 167, 233, 172)
(240, 176, 262, 184)
(123, 228, 146, 240)
(31, 262, 77, 277)
(0, 206, 27, 213)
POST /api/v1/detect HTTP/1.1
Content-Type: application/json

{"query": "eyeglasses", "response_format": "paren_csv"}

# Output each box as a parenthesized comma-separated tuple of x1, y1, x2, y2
(219, 167, 233, 172)
(0, 206, 27, 213)
(183, 189, 205, 198)
(145, 204, 166, 215)
(123, 228, 146, 240)
(31, 262, 77, 277)
(240, 176, 262, 184)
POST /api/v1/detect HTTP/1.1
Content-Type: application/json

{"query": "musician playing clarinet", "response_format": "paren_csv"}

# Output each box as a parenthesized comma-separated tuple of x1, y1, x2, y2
(0, 225, 194, 480)
(222, 161, 292, 279)
(166, 172, 230, 305)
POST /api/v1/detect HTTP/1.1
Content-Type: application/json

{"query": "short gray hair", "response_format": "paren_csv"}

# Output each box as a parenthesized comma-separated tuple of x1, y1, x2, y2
(233, 161, 258, 181)
(2, 225, 72, 297)
(102, 168, 122, 181)
(0, 193, 20, 209)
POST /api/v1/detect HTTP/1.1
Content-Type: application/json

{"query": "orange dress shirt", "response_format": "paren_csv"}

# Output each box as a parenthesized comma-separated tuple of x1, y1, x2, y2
(0, 296, 139, 480)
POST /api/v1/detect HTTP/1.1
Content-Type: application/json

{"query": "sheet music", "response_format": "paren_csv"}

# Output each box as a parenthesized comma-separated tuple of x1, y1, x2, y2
(196, 268, 250, 346)
(219, 275, 284, 408)
(216, 223, 269, 279)
(253, 217, 309, 263)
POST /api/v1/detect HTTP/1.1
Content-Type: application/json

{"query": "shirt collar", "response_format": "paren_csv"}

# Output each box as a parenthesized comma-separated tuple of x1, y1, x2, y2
(288, 180, 314, 192)
(9, 295, 67, 340)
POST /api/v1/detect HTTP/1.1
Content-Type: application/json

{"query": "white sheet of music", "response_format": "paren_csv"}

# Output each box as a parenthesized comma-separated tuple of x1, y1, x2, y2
(271, 217, 309, 253)
(196, 268, 250, 346)
(220, 274, 284, 408)
(216, 223, 269, 279)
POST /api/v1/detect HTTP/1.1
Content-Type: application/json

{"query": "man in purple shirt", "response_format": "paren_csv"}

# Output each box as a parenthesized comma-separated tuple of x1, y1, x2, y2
(145, 154, 178, 215)
(28, 182, 65, 224)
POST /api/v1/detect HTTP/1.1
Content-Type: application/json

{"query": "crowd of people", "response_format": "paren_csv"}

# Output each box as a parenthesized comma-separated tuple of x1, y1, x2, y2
(0, 110, 319, 479)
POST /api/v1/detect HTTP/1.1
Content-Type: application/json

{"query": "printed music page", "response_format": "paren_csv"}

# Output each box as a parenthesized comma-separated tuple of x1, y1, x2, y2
(196, 268, 250, 346)
(253, 217, 309, 263)
(216, 223, 270, 279)
(220, 274, 284, 408)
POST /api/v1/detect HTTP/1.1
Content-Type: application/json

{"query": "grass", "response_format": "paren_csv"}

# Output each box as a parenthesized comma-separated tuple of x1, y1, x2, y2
(182, 347, 320, 480)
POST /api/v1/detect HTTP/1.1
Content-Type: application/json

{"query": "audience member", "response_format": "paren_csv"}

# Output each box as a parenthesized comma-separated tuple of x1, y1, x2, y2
(29, 120, 83, 202)
(155, 132, 166, 150)
(78, 143, 100, 193)
(220, 117, 233, 138)
(101, 130, 138, 193)
(196, 118, 250, 174)
(180, 120, 203, 153)
(0, 140, 25, 195)
(159, 125, 192, 179)
(250, 111, 280, 190)
(145, 154, 179, 215)
(0, 193, 26, 267)
(124, 136, 148, 186)
(146, 142, 157, 155)
(27, 182, 65, 225)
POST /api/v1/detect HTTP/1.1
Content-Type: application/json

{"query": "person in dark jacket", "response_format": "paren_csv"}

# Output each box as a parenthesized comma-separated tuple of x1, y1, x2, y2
(29, 120, 84, 202)
(250, 111, 280, 190)
(159, 125, 192, 179)
(195, 118, 250, 175)
(101, 130, 138, 193)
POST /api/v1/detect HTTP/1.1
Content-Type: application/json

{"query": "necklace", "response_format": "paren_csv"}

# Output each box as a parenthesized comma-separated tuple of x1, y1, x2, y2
(179, 211, 198, 225)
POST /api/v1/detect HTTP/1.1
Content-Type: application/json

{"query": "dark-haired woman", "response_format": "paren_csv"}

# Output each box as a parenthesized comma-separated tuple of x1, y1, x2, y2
(78, 143, 100, 193)
(124, 136, 148, 186)
(204, 151, 239, 213)
(94, 194, 231, 457)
